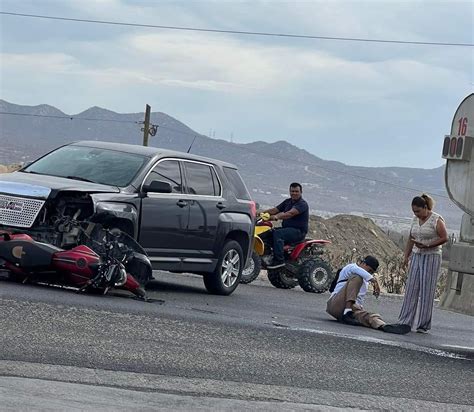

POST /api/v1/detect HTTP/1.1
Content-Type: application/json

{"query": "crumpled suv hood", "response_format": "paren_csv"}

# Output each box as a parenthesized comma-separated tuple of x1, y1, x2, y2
(0, 172, 120, 199)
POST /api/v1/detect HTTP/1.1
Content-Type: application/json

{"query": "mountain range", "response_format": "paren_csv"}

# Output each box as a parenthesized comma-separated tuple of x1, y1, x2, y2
(0, 99, 462, 227)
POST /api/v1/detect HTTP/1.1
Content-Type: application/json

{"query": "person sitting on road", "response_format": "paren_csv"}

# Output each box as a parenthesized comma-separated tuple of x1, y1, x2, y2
(326, 256, 411, 335)
(261, 182, 309, 269)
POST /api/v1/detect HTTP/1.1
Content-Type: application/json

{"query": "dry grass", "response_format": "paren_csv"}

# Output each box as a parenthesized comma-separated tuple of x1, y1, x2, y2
(0, 164, 22, 173)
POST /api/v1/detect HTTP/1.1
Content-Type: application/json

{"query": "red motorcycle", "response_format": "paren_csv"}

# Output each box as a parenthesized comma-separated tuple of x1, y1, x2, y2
(0, 226, 152, 299)
(243, 216, 333, 292)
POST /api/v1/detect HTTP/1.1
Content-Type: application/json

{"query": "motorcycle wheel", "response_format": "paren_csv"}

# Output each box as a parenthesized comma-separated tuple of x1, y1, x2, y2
(240, 251, 262, 284)
(125, 256, 153, 287)
(298, 258, 332, 293)
(204, 240, 243, 295)
(267, 267, 298, 289)
(80, 224, 152, 287)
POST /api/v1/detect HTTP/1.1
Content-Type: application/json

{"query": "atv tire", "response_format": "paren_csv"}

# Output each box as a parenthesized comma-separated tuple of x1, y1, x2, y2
(298, 258, 332, 293)
(240, 251, 262, 284)
(267, 267, 298, 289)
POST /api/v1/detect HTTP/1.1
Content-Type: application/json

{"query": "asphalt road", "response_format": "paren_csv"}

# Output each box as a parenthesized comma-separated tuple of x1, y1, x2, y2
(0, 271, 473, 411)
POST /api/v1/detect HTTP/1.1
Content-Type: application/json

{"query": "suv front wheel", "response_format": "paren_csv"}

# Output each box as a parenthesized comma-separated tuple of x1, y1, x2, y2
(204, 240, 243, 295)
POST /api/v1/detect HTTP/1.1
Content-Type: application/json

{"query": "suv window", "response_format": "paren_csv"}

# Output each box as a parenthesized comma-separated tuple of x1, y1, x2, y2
(144, 160, 183, 193)
(22, 145, 148, 187)
(223, 167, 250, 200)
(184, 162, 219, 196)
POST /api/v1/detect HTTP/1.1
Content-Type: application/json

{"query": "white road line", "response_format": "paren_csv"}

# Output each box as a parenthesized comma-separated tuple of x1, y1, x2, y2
(441, 344, 474, 351)
(274, 323, 469, 360)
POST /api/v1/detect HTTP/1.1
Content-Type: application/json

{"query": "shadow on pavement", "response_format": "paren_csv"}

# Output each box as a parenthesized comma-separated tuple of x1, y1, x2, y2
(146, 279, 208, 295)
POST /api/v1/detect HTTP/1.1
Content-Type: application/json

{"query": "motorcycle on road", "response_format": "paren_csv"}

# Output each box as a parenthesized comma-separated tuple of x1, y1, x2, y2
(0, 222, 152, 299)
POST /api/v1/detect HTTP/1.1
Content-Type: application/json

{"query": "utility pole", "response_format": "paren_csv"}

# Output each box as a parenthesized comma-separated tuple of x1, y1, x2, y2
(142, 104, 151, 146)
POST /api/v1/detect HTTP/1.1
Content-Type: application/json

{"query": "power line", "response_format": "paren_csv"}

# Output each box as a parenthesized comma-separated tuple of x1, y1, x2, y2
(227, 145, 449, 198)
(143, 125, 450, 198)
(125, 123, 451, 198)
(0, 109, 449, 198)
(1, 11, 472, 47)
(0, 111, 140, 124)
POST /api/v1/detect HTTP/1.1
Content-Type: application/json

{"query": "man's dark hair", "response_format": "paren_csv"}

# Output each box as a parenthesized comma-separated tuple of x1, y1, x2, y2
(290, 182, 302, 191)
(363, 255, 379, 272)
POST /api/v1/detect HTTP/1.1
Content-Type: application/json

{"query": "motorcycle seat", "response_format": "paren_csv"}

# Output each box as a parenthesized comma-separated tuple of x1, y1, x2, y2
(0, 240, 59, 269)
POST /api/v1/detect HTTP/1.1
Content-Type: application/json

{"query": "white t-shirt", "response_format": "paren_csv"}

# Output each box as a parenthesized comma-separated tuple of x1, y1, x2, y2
(330, 263, 373, 306)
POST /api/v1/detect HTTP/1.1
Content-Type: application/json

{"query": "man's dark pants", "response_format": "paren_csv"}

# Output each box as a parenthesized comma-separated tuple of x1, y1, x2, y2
(266, 227, 304, 263)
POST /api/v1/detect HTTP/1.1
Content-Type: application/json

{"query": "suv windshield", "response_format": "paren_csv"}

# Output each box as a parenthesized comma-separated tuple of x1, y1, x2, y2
(22, 145, 148, 187)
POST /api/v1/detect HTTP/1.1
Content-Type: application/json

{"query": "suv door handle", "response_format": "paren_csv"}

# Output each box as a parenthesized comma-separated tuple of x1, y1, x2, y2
(216, 202, 226, 210)
(176, 200, 188, 208)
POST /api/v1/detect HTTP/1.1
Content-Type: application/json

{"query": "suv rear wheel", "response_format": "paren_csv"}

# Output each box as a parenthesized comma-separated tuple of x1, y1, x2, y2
(204, 240, 243, 295)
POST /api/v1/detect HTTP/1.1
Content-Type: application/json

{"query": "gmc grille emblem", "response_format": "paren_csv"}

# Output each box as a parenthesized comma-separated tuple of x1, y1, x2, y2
(0, 200, 24, 212)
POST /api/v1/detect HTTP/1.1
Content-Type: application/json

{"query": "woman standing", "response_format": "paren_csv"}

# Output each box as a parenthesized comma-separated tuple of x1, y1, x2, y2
(398, 194, 448, 333)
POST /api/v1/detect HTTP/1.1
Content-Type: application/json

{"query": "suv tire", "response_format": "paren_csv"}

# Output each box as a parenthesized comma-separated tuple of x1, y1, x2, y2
(204, 240, 243, 295)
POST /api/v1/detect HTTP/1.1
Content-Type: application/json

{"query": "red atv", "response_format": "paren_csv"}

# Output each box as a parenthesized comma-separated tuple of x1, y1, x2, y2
(241, 217, 333, 293)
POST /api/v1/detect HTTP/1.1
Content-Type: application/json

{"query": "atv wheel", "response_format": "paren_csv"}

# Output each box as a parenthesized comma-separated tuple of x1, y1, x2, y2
(298, 259, 332, 293)
(267, 267, 298, 289)
(204, 240, 243, 295)
(240, 251, 262, 284)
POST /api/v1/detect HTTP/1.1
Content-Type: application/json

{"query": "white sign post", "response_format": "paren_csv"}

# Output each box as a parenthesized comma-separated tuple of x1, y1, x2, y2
(440, 93, 474, 315)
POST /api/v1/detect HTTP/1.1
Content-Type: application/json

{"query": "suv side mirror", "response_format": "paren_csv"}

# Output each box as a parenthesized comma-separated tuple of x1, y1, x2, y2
(143, 180, 172, 194)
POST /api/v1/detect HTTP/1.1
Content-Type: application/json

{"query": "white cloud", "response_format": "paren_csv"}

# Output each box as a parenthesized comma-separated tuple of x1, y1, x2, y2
(127, 32, 283, 92)
(2, 53, 79, 73)
(0, 0, 471, 168)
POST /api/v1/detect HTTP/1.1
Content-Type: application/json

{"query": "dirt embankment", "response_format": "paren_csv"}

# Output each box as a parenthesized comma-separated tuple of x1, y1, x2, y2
(308, 215, 406, 293)
(309, 214, 403, 263)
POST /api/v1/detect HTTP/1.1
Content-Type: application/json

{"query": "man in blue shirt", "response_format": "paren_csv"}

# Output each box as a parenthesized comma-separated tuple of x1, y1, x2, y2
(262, 182, 309, 269)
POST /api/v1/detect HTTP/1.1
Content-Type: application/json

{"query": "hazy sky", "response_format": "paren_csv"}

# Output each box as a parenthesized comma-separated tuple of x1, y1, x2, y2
(1, 0, 472, 168)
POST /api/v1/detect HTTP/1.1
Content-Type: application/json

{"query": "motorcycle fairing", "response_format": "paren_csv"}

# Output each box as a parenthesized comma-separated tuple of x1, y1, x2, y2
(53, 246, 100, 274)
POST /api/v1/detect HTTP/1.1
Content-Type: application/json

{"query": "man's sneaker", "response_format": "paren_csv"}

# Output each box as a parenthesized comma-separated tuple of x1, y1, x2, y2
(416, 328, 429, 334)
(380, 324, 411, 335)
(267, 260, 285, 269)
(341, 311, 362, 327)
